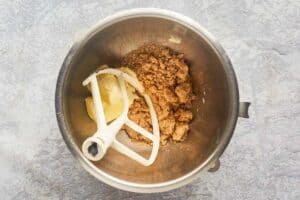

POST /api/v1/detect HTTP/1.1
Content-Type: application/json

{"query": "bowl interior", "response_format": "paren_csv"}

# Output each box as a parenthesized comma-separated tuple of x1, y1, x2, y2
(61, 16, 231, 184)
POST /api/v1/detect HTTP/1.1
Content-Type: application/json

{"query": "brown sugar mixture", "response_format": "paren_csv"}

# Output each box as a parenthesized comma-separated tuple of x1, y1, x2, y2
(121, 43, 195, 145)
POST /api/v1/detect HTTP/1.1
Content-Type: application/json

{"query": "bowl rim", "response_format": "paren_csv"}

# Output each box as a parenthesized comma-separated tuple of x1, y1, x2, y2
(55, 8, 239, 193)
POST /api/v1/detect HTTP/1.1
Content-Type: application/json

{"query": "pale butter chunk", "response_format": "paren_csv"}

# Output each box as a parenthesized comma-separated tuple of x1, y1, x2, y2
(85, 67, 138, 123)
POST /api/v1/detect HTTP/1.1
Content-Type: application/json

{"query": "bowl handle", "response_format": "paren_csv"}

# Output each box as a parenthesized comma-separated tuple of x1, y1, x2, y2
(208, 102, 251, 173)
(208, 159, 220, 172)
(239, 102, 251, 118)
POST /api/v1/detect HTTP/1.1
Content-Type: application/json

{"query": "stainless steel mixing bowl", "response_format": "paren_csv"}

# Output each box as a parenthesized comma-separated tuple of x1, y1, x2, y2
(55, 8, 250, 193)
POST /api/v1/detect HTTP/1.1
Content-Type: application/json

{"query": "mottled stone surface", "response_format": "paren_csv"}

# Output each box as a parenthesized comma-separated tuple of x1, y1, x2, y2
(0, 0, 299, 199)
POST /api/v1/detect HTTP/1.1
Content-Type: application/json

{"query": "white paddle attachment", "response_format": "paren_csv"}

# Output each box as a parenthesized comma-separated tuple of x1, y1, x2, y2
(81, 68, 160, 166)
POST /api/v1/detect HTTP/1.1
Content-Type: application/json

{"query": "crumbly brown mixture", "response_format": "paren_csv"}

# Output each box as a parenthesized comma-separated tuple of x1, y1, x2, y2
(121, 43, 195, 145)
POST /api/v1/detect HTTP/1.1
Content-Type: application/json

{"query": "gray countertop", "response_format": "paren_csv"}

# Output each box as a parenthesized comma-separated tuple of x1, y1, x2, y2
(1, 0, 299, 199)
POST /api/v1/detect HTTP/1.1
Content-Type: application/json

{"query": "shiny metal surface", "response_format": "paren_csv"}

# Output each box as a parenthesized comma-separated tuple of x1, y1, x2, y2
(239, 102, 251, 118)
(55, 8, 239, 192)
